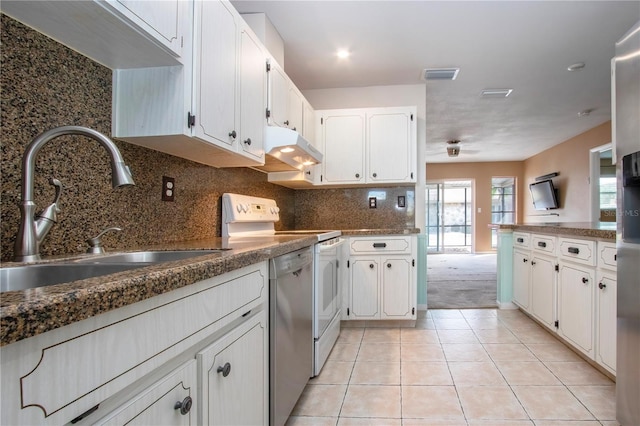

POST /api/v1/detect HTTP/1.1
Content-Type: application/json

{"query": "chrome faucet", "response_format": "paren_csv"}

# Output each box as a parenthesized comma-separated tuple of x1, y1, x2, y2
(14, 126, 135, 262)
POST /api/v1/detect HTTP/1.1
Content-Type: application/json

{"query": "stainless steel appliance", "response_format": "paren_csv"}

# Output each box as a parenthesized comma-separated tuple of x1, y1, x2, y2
(221, 193, 342, 424)
(269, 247, 314, 426)
(613, 19, 640, 426)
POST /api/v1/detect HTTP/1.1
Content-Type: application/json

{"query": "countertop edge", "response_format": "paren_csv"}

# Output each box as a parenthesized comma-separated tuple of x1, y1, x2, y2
(490, 223, 616, 240)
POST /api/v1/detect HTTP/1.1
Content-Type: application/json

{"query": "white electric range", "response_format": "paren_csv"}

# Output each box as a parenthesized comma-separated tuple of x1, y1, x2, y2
(221, 193, 343, 378)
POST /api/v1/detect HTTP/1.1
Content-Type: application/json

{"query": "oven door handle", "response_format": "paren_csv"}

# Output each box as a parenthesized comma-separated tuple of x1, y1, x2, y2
(318, 238, 346, 251)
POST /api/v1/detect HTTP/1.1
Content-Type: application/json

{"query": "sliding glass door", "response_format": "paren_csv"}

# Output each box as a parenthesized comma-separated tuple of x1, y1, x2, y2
(426, 181, 473, 253)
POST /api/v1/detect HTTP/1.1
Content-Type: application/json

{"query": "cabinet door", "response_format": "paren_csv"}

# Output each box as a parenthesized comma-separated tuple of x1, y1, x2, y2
(321, 112, 365, 184)
(288, 85, 304, 132)
(303, 100, 316, 148)
(558, 263, 595, 356)
(381, 257, 413, 319)
(198, 312, 268, 426)
(239, 27, 265, 161)
(194, 0, 238, 148)
(350, 258, 379, 319)
(512, 250, 531, 309)
(267, 60, 288, 127)
(367, 109, 414, 183)
(530, 255, 556, 329)
(95, 360, 196, 425)
(596, 273, 617, 374)
(111, 0, 185, 58)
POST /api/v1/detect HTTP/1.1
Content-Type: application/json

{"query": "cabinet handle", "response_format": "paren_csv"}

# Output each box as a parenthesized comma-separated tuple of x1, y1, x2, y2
(373, 172, 377, 178)
(369, 264, 375, 269)
(538, 241, 547, 248)
(228, 130, 237, 139)
(174, 396, 192, 415)
(284, 120, 289, 126)
(387, 263, 392, 268)
(582, 277, 589, 284)
(373, 243, 387, 248)
(598, 282, 606, 289)
(517, 238, 524, 243)
(244, 138, 252, 145)
(355, 173, 360, 178)
(568, 247, 580, 254)
(217, 362, 231, 377)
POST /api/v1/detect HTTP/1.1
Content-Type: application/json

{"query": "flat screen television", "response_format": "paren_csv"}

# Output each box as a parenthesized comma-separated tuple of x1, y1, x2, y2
(529, 179, 559, 210)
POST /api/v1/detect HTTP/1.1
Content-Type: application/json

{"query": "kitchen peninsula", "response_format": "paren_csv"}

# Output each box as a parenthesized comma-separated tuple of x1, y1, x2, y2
(493, 221, 617, 378)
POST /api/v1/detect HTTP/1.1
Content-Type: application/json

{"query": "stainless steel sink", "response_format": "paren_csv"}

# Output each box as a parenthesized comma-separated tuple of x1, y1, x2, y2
(0, 263, 149, 292)
(75, 249, 227, 264)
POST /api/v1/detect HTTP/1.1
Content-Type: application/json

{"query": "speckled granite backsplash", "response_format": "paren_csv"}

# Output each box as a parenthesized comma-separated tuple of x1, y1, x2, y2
(0, 15, 415, 262)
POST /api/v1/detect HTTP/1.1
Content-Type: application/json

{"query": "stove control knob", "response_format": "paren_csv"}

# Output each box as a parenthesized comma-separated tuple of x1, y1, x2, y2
(245, 204, 251, 213)
(236, 204, 242, 213)
(275, 207, 280, 213)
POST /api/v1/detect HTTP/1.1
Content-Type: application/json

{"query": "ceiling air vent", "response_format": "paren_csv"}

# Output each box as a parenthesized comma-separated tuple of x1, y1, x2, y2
(481, 89, 513, 98)
(422, 68, 459, 81)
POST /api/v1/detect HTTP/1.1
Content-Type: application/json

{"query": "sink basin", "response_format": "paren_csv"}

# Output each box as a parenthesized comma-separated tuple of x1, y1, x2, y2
(76, 249, 227, 264)
(0, 263, 149, 292)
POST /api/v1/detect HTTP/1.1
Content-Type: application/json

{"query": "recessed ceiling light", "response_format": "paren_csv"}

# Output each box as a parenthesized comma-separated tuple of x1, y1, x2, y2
(481, 89, 513, 98)
(336, 49, 350, 59)
(567, 62, 586, 71)
(422, 68, 460, 81)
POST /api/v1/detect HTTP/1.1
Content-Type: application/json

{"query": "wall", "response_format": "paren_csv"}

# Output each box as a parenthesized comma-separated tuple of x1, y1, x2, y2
(0, 15, 295, 262)
(523, 121, 612, 223)
(426, 162, 525, 252)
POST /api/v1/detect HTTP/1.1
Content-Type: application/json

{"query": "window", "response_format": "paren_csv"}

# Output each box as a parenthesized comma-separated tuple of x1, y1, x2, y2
(491, 177, 516, 248)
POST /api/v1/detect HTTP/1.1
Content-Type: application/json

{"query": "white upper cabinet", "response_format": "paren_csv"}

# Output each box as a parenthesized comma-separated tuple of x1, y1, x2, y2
(266, 59, 289, 128)
(1, 0, 189, 68)
(317, 106, 417, 186)
(320, 110, 367, 185)
(113, 0, 266, 167)
(287, 85, 304, 132)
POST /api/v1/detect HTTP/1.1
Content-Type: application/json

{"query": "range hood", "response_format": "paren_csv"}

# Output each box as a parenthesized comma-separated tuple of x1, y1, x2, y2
(255, 126, 323, 172)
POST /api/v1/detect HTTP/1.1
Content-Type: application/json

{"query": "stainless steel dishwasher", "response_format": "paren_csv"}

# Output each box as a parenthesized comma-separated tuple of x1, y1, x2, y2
(270, 246, 314, 426)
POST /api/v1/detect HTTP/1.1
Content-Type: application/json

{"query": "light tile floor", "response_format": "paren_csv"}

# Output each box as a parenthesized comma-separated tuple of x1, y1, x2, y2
(287, 309, 618, 426)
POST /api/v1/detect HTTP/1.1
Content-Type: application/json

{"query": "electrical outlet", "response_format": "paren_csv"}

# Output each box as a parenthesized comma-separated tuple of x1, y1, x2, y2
(398, 196, 406, 208)
(162, 176, 175, 202)
(369, 197, 377, 208)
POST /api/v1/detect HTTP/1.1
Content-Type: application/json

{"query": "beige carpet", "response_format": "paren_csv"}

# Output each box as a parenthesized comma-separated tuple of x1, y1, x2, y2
(427, 253, 498, 309)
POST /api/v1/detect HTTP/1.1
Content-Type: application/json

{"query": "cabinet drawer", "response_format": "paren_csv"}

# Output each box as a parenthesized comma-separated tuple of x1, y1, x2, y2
(532, 234, 556, 255)
(598, 242, 617, 271)
(513, 232, 531, 248)
(558, 238, 596, 266)
(350, 236, 412, 254)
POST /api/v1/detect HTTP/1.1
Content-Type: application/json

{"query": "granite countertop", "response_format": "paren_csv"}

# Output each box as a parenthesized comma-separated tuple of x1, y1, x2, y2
(490, 222, 616, 240)
(0, 228, 420, 346)
(0, 235, 317, 347)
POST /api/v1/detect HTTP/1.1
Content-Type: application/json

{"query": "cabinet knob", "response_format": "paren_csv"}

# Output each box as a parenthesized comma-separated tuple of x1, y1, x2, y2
(373, 173, 377, 178)
(582, 277, 589, 284)
(228, 130, 237, 139)
(387, 263, 392, 268)
(244, 138, 252, 145)
(217, 362, 231, 377)
(284, 120, 289, 126)
(174, 396, 192, 415)
(531, 261, 536, 265)
(369, 264, 374, 269)
(355, 173, 360, 178)
(306, 170, 311, 175)
(598, 282, 606, 289)
(523, 258, 528, 263)
(292, 127, 297, 131)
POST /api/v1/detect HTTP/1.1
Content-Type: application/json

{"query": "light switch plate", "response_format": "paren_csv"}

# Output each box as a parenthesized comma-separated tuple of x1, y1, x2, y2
(369, 197, 377, 208)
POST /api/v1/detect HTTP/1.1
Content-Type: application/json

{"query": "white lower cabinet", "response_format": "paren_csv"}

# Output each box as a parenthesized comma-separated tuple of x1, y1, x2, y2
(558, 261, 596, 357)
(198, 311, 268, 426)
(94, 361, 197, 425)
(347, 236, 417, 320)
(0, 262, 269, 425)
(510, 233, 616, 375)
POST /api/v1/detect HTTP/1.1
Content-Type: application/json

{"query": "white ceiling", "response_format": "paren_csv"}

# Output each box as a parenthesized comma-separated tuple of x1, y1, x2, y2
(231, 0, 640, 163)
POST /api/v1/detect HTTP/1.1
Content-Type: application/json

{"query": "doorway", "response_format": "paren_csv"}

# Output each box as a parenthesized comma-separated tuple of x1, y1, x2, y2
(426, 180, 473, 253)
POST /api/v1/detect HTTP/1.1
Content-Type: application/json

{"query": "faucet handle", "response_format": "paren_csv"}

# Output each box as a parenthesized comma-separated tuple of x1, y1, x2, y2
(37, 178, 63, 221)
(87, 226, 122, 254)
(50, 178, 62, 206)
